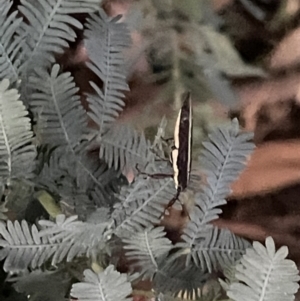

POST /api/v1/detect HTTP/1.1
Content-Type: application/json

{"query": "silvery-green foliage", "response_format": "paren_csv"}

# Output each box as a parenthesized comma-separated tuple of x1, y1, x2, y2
(37, 146, 122, 212)
(60, 193, 96, 221)
(0, 215, 110, 272)
(0, 0, 11, 13)
(29, 64, 89, 150)
(84, 8, 153, 173)
(0, 2, 297, 301)
(154, 259, 209, 298)
(156, 282, 222, 301)
(18, 0, 101, 74)
(84, 9, 131, 136)
(219, 260, 239, 293)
(29, 64, 124, 205)
(0, 219, 56, 272)
(123, 226, 172, 280)
(152, 116, 168, 158)
(71, 265, 132, 301)
(99, 123, 155, 172)
(38, 214, 111, 257)
(0, 79, 36, 185)
(0, 0, 25, 85)
(179, 119, 254, 266)
(112, 176, 176, 236)
(37, 147, 85, 195)
(227, 237, 300, 301)
(176, 227, 251, 273)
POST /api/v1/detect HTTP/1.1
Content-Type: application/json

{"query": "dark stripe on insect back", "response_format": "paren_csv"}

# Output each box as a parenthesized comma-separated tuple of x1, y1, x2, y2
(176, 92, 192, 191)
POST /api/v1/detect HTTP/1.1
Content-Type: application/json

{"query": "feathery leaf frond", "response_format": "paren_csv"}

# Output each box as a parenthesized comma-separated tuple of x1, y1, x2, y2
(152, 116, 168, 158)
(39, 214, 111, 255)
(0, 1, 25, 84)
(0, 79, 36, 185)
(0, 219, 56, 272)
(84, 9, 131, 135)
(154, 260, 208, 298)
(181, 119, 254, 256)
(29, 64, 88, 149)
(176, 227, 251, 273)
(37, 146, 123, 212)
(30, 64, 122, 194)
(71, 265, 132, 301)
(227, 237, 300, 301)
(123, 226, 172, 280)
(0, 0, 12, 14)
(112, 176, 176, 236)
(0, 215, 110, 272)
(19, 0, 101, 73)
(99, 124, 155, 172)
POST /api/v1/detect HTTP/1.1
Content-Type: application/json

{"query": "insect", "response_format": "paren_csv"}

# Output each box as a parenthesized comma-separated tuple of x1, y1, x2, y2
(137, 92, 193, 212)
(171, 91, 192, 193)
(167, 91, 192, 208)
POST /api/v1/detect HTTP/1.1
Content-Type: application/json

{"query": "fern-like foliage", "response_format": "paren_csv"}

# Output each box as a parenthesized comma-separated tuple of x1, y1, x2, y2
(30, 65, 123, 197)
(156, 281, 223, 301)
(0, 1, 280, 301)
(0, 0, 10, 12)
(99, 123, 155, 172)
(0, 1, 25, 85)
(37, 147, 82, 195)
(29, 64, 89, 149)
(178, 119, 254, 267)
(112, 176, 176, 236)
(151, 116, 168, 158)
(84, 9, 131, 136)
(39, 214, 111, 255)
(0, 79, 36, 185)
(71, 265, 132, 301)
(176, 227, 251, 273)
(227, 237, 300, 301)
(18, 0, 101, 73)
(0, 219, 55, 272)
(84, 8, 139, 188)
(123, 226, 172, 280)
(37, 146, 123, 214)
(154, 260, 209, 298)
(0, 215, 110, 272)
